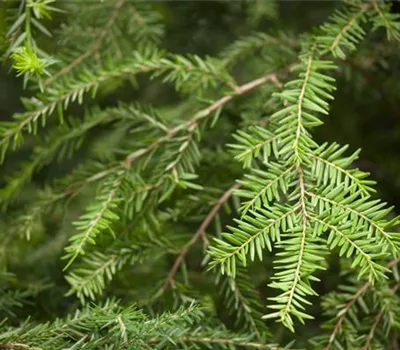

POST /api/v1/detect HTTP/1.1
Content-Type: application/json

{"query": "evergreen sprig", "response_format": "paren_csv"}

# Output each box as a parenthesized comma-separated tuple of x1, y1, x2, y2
(63, 169, 127, 269)
(209, 1, 400, 331)
(1, 0, 400, 347)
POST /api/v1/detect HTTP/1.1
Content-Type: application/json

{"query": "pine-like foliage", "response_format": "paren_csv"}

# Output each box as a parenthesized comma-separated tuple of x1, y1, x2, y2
(1, 0, 400, 349)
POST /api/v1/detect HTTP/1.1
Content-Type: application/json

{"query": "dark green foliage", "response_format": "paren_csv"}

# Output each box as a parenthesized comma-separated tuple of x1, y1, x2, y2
(1, 0, 400, 349)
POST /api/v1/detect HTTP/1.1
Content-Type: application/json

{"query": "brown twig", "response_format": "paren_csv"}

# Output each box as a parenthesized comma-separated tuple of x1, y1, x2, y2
(163, 183, 241, 291)
(325, 259, 400, 350)
(44, 0, 127, 86)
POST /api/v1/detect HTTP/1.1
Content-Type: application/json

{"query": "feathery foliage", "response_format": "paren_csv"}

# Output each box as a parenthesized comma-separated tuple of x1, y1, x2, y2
(1, 0, 400, 348)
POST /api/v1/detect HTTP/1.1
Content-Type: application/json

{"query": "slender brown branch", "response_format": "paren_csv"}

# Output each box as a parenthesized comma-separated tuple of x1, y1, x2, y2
(44, 0, 127, 86)
(362, 284, 399, 350)
(163, 183, 241, 291)
(325, 259, 400, 350)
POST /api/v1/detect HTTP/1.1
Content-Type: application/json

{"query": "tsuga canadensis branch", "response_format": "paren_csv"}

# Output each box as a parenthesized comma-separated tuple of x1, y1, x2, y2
(63, 169, 127, 270)
(209, 0, 400, 330)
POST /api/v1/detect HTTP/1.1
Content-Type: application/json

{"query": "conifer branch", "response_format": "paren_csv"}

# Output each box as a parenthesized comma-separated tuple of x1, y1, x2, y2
(65, 253, 117, 302)
(0, 105, 137, 208)
(370, 0, 400, 41)
(317, 2, 370, 58)
(119, 70, 287, 168)
(372, 0, 389, 26)
(65, 236, 176, 303)
(309, 215, 378, 276)
(330, 22, 353, 51)
(63, 169, 127, 270)
(0, 52, 242, 163)
(234, 135, 279, 166)
(0, 54, 164, 162)
(218, 270, 268, 338)
(220, 31, 299, 67)
(211, 1, 400, 330)
(57, 69, 288, 199)
(129, 4, 147, 28)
